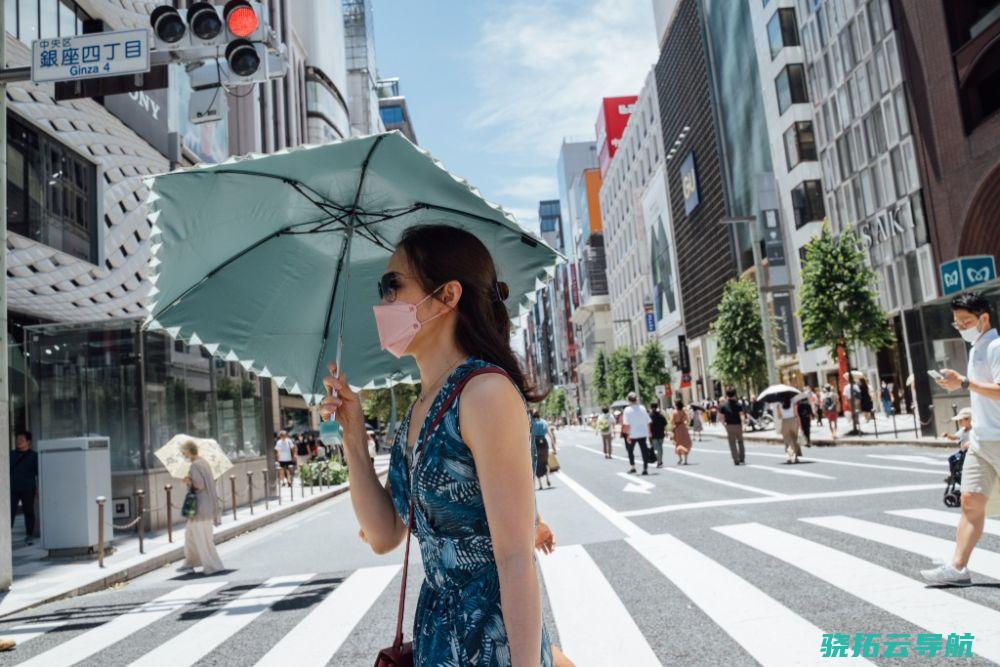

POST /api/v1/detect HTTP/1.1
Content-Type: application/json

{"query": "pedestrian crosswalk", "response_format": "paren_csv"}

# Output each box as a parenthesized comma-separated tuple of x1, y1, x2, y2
(4, 506, 999, 666)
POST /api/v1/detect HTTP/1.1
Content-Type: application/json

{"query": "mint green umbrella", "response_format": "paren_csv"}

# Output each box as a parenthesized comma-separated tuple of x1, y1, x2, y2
(143, 132, 560, 404)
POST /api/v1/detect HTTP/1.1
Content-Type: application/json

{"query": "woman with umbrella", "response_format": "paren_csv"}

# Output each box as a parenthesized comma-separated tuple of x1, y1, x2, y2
(178, 439, 224, 575)
(321, 226, 560, 666)
(758, 385, 806, 464)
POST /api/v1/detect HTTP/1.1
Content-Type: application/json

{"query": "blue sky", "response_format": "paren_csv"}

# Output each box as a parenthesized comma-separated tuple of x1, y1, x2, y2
(374, 1, 659, 233)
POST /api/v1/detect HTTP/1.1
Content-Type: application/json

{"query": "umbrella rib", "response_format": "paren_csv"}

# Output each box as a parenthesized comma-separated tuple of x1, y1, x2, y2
(311, 230, 354, 396)
(207, 169, 350, 217)
(348, 135, 387, 223)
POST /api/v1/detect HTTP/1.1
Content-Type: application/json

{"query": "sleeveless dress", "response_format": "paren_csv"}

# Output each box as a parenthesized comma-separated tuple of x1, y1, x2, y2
(388, 358, 554, 667)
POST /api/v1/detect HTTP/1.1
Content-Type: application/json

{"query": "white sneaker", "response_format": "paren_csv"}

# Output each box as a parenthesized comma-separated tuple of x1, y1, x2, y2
(920, 563, 972, 586)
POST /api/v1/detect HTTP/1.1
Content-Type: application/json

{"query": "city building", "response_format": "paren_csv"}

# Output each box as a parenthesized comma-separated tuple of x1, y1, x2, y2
(343, 0, 385, 136)
(523, 199, 563, 397)
(796, 0, 937, 398)
(377, 77, 417, 144)
(291, 0, 352, 143)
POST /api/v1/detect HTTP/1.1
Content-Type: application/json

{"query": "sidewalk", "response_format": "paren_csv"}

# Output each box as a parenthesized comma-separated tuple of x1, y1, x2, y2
(698, 413, 950, 448)
(0, 465, 388, 620)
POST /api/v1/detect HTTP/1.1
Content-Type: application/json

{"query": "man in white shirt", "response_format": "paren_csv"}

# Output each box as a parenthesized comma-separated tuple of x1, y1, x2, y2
(925, 292, 1000, 585)
(274, 430, 296, 487)
(621, 392, 653, 475)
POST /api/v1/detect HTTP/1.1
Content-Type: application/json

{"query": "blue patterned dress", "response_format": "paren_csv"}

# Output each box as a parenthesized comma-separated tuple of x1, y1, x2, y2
(388, 358, 553, 667)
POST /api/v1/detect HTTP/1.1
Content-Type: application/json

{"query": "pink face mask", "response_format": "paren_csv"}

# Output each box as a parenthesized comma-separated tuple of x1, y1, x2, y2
(373, 287, 449, 358)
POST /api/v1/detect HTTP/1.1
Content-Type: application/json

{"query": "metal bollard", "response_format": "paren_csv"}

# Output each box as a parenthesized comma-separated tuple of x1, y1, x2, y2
(913, 408, 919, 436)
(890, 409, 898, 438)
(165, 484, 174, 543)
(872, 410, 879, 437)
(290, 470, 295, 502)
(136, 490, 145, 555)
(96, 496, 106, 567)
(230, 475, 237, 521)
(952, 403, 958, 418)
(247, 471, 254, 515)
(300, 471, 305, 500)
(262, 470, 269, 510)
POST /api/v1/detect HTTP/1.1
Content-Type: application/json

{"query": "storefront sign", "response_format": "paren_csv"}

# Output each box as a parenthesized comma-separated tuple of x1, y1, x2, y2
(763, 209, 785, 267)
(857, 206, 913, 249)
(772, 291, 798, 355)
(678, 335, 691, 373)
(32, 29, 150, 84)
(681, 151, 700, 215)
(104, 85, 174, 159)
(644, 302, 656, 333)
(596, 95, 638, 176)
(940, 255, 997, 295)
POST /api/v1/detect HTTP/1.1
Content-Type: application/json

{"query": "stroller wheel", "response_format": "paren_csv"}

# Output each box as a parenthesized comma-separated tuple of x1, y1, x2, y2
(944, 492, 961, 508)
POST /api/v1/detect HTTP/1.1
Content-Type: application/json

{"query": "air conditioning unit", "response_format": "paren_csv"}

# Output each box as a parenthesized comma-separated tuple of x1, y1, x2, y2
(37, 436, 112, 554)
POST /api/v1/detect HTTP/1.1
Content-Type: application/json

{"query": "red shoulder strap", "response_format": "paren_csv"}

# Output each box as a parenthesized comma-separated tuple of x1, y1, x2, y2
(392, 365, 510, 649)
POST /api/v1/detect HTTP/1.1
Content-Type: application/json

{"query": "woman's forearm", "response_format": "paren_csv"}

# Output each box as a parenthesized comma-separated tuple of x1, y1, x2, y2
(343, 433, 403, 554)
(496, 552, 543, 667)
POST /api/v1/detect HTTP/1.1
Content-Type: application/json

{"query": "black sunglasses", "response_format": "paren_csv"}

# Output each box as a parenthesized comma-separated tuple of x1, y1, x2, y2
(377, 272, 409, 303)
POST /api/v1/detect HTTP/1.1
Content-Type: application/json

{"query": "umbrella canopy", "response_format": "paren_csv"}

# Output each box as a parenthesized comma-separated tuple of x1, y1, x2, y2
(758, 384, 808, 403)
(143, 132, 561, 403)
(154, 435, 234, 480)
(843, 370, 865, 379)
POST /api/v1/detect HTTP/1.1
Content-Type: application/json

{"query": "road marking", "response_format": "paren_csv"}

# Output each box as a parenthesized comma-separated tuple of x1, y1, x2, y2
(745, 464, 836, 480)
(696, 447, 944, 475)
(802, 515, 1000, 578)
(886, 508, 1000, 536)
(538, 545, 661, 666)
(715, 522, 1000, 664)
(556, 470, 648, 539)
(867, 454, 948, 466)
(622, 484, 941, 517)
(0, 620, 68, 646)
(617, 472, 654, 494)
(254, 565, 400, 667)
(627, 533, 873, 667)
(17, 582, 226, 667)
(129, 574, 313, 667)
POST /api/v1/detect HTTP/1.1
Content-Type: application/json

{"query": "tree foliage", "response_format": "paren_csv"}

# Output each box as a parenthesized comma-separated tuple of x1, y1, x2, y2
(361, 384, 419, 428)
(608, 347, 635, 401)
(710, 277, 768, 392)
(637, 340, 670, 404)
(593, 348, 613, 408)
(541, 387, 569, 421)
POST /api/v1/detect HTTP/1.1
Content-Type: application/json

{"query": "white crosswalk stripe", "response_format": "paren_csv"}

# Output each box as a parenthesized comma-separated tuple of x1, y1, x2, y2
(129, 574, 314, 667)
(254, 565, 400, 667)
(538, 544, 661, 666)
(801, 514, 1000, 579)
(887, 507, 1000, 536)
(714, 522, 1000, 664)
(744, 463, 836, 479)
(16, 581, 226, 667)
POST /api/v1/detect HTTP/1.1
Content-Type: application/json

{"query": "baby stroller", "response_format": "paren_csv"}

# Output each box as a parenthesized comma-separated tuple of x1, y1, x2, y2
(943, 449, 966, 508)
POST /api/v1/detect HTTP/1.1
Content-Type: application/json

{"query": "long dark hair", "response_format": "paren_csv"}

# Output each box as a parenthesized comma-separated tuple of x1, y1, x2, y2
(397, 224, 540, 401)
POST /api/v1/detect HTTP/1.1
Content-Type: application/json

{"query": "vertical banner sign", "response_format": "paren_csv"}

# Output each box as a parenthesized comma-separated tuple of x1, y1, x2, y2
(772, 292, 798, 355)
(644, 302, 656, 333)
(678, 335, 691, 373)
(680, 151, 700, 215)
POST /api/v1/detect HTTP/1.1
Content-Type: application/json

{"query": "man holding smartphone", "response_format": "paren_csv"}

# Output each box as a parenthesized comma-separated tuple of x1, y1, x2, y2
(924, 291, 1000, 585)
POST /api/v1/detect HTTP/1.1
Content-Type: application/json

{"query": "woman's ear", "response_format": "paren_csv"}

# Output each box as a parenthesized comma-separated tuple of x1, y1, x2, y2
(441, 280, 463, 309)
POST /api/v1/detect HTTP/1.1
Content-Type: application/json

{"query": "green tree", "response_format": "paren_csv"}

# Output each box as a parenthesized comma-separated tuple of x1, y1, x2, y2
(798, 223, 893, 434)
(710, 277, 768, 398)
(361, 383, 419, 428)
(638, 340, 670, 404)
(542, 387, 569, 421)
(593, 348, 613, 407)
(608, 347, 636, 401)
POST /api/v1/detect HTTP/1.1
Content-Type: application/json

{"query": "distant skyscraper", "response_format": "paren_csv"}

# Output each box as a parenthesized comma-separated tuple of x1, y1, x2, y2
(343, 0, 385, 136)
(377, 77, 417, 144)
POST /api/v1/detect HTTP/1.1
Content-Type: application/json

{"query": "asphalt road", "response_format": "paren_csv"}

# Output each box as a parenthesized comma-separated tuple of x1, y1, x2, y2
(2, 430, 999, 666)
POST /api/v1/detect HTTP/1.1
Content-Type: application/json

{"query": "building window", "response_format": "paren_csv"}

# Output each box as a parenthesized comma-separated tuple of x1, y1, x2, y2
(791, 180, 825, 228)
(767, 8, 800, 59)
(784, 121, 817, 170)
(7, 112, 98, 263)
(775, 64, 809, 114)
(6, 0, 89, 42)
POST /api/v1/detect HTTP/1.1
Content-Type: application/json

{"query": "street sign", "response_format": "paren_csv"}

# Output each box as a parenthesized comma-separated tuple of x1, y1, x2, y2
(655, 384, 666, 398)
(32, 29, 150, 84)
(644, 302, 655, 333)
(940, 255, 997, 295)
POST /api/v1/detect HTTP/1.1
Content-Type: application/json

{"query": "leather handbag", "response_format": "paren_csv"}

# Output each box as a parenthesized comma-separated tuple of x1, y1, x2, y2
(375, 366, 510, 667)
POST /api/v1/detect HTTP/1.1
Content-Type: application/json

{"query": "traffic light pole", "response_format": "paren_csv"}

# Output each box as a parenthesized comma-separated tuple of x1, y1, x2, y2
(1, 7, 13, 591)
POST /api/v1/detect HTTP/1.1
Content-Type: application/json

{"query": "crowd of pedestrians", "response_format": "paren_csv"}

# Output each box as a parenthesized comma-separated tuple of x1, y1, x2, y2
(272, 430, 335, 487)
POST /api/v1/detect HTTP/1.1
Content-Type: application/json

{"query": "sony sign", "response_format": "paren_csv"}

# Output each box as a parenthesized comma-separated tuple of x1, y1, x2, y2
(104, 84, 174, 159)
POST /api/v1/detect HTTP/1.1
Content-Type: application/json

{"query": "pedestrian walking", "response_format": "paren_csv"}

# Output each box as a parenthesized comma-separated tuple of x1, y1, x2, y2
(274, 430, 295, 486)
(314, 437, 328, 461)
(880, 380, 894, 416)
(531, 411, 553, 490)
(858, 377, 875, 422)
(596, 406, 614, 459)
(923, 292, 1000, 586)
(295, 434, 311, 469)
(719, 389, 746, 465)
(321, 225, 559, 665)
(178, 439, 224, 575)
(9, 431, 38, 545)
(779, 398, 801, 464)
(796, 393, 814, 447)
(622, 392, 653, 475)
(672, 399, 692, 464)
(690, 403, 704, 441)
(649, 403, 667, 468)
(821, 385, 839, 439)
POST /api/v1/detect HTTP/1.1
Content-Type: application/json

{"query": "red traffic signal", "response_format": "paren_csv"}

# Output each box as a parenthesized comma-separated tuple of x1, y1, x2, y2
(224, 0, 260, 39)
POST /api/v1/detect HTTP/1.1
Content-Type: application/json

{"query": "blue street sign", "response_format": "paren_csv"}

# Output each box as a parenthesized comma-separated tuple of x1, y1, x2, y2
(31, 29, 150, 84)
(645, 311, 656, 333)
(940, 255, 997, 295)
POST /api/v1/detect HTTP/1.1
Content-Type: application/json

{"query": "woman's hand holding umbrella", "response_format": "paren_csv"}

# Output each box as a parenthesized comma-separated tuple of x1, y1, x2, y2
(321, 363, 366, 455)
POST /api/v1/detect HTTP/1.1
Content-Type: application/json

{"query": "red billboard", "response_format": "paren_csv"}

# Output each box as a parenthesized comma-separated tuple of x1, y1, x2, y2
(596, 95, 638, 177)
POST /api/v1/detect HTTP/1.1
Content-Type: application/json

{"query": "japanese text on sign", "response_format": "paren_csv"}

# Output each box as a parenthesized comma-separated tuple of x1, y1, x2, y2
(32, 29, 150, 84)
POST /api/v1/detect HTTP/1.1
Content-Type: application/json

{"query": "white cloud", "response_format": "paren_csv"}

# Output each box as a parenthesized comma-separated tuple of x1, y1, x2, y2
(496, 175, 558, 201)
(469, 0, 658, 162)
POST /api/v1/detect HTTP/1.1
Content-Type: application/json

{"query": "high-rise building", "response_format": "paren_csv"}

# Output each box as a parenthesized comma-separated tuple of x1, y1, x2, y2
(343, 0, 386, 136)
(377, 77, 417, 144)
(291, 0, 352, 143)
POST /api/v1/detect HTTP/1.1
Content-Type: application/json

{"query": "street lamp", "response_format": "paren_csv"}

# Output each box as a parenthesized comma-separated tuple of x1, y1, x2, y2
(720, 216, 778, 385)
(613, 319, 641, 399)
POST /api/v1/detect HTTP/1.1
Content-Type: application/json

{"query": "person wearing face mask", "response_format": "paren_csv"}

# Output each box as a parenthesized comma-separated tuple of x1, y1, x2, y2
(923, 292, 1000, 586)
(320, 225, 569, 667)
